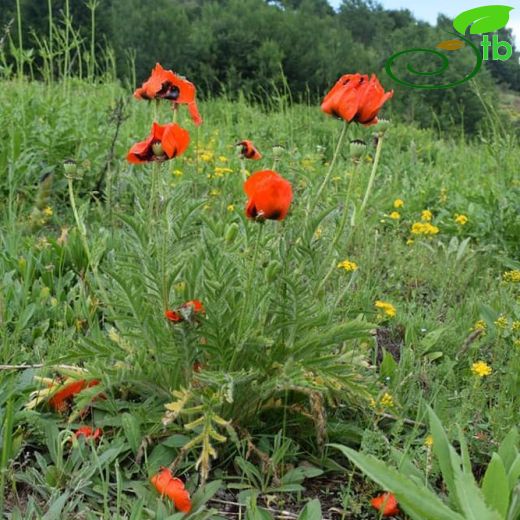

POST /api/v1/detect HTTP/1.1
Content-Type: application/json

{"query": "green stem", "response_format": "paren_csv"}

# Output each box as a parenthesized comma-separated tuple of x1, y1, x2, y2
(149, 161, 159, 220)
(307, 120, 349, 217)
(313, 163, 358, 297)
(48, 0, 53, 83)
(64, 0, 70, 81)
(90, 0, 96, 81)
(357, 133, 385, 222)
(67, 176, 110, 312)
(230, 224, 263, 370)
(15, 0, 23, 79)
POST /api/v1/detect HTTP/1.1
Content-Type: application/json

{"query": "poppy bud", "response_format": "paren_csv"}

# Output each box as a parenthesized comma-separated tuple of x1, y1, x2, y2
(265, 260, 282, 282)
(152, 142, 164, 157)
(225, 222, 239, 243)
(375, 118, 390, 135)
(272, 144, 285, 158)
(349, 139, 366, 160)
(63, 159, 80, 179)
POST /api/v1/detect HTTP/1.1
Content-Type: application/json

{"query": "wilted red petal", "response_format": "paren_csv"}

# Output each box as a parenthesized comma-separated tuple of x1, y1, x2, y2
(244, 170, 293, 221)
(183, 299, 204, 314)
(151, 468, 192, 513)
(237, 140, 262, 160)
(165, 310, 183, 322)
(49, 379, 100, 412)
(370, 493, 399, 516)
(75, 426, 102, 440)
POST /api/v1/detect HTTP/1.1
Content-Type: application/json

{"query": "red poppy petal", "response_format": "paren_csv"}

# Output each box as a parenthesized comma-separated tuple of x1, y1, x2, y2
(162, 124, 190, 158)
(187, 102, 203, 126)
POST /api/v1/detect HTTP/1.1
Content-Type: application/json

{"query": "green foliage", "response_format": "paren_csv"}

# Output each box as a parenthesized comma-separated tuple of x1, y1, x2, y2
(331, 409, 520, 520)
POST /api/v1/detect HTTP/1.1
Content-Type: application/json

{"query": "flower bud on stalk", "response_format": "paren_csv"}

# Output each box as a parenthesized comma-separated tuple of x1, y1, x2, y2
(225, 222, 239, 244)
(63, 159, 82, 180)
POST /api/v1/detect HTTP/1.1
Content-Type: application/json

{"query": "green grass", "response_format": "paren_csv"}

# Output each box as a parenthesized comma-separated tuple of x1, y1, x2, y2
(0, 79, 519, 519)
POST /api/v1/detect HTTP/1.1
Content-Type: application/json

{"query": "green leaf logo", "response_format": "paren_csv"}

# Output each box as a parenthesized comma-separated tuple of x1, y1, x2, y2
(453, 5, 513, 35)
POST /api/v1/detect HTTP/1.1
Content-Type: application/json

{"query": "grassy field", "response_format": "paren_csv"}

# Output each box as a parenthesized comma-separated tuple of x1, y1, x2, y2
(0, 78, 519, 519)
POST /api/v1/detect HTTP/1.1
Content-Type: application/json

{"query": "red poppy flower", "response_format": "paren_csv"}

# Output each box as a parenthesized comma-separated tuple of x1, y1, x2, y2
(127, 122, 190, 164)
(134, 63, 202, 126)
(244, 170, 293, 221)
(151, 468, 192, 513)
(165, 300, 205, 323)
(321, 74, 393, 126)
(75, 426, 102, 440)
(237, 140, 262, 160)
(49, 379, 100, 413)
(370, 492, 399, 517)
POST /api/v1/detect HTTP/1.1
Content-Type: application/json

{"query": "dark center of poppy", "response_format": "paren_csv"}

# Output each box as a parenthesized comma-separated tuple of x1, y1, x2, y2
(163, 85, 180, 101)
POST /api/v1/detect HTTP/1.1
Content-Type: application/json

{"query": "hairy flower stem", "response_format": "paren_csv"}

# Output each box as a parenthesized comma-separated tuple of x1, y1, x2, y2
(307, 120, 349, 219)
(149, 161, 159, 220)
(230, 224, 263, 370)
(357, 133, 385, 224)
(314, 163, 358, 296)
(67, 177, 110, 312)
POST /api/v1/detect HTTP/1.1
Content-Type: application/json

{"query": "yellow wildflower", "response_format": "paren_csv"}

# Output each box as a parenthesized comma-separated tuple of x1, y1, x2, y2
(455, 214, 468, 225)
(200, 151, 213, 162)
(512, 321, 520, 332)
(503, 270, 520, 283)
(389, 211, 400, 220)
(375, 300, 396, 318)
(424, 435, 434, 447)
(218, 155, 228, 162)
(369, 397, 377, 409)
(393, 199, 404, 208)
(42, 206, 53, 217)
(227, 204, 235, 212)
(411, 222, 439, 235)
(337, 259, 358, 272)
(406, 239, 414, 246)
(210, 189, 221, 197)
(380, 393, 394, 408)
(471, 361, 492, 377)
(173, 169, 183, 177)
(473, 320, 487, 333)
(421, 210, 433, 221)
(494, 315, 508, 329)
(315, 227, 323, 239)
(214, 167, 233, 176)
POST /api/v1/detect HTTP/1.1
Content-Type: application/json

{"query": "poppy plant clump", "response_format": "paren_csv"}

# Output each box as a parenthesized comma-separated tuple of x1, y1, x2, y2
(321, 73, 393, 126)
(151, 468, 192, 513)
(127, 122, 190, 164)
(165, 299, 205, 323)
(244, 170, 293, 221)
(370, 492, 399, 517)
(236, 139, 262, 160)
(134, 63, 202, 126)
